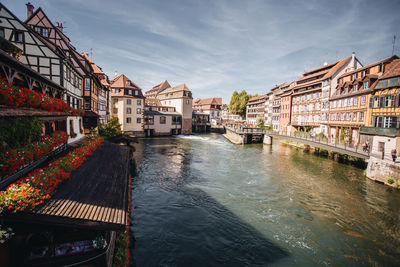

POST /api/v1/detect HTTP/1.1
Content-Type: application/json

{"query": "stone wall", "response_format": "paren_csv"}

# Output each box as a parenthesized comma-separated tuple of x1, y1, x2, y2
(366, 157, 400, 187)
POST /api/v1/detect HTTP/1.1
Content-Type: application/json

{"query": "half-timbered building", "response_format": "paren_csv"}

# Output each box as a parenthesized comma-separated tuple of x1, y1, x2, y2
(329, 56, 398, 146)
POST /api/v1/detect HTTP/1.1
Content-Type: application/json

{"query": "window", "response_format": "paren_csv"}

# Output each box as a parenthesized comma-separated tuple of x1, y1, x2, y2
(127, 99, 131, 105)
(354, 84, 358, 92)
(14, 31, 24, 43)
(126, 117, 131, 123)
(137, 100, 141, 105)
(145, 116, 154, 125)
(84, 78, 90, 90)
(353, 112, 357, 121)
(344, 87, 348, 94)
(137, 118, 141, 123)
(186, 100, 190, 105)
(384, 117, 392, 128)
(0, 28, 4, 38)
(135, 90, 138, 96)
(354, 97, 358, 106)
(128, 89, 132, 95)
(113, 98, 118, 104)
(359, 112, 364, 122)
(126, 108, 131, 114)
(160, 116, 166, 124)
(136, 108, 141, 114)
(361, 96, 366, 105)
(364, 81, 369, 89)
(127, 80, 131, 86)
(352, 73, 356, 80)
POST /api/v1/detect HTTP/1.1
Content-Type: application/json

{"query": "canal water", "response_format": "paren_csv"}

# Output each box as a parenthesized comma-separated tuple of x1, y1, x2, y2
(131, 133, 400, 266)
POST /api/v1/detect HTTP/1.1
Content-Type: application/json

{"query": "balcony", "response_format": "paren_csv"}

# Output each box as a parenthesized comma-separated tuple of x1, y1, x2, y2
(360, 126, 400, 137)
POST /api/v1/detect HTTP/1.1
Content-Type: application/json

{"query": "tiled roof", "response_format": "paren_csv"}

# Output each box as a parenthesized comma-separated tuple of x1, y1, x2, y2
(193, 97, 222, 106)
(81, 53, 104, 75)
(248, 95, 266, 102)
(145, 80, 171, 95)
(161, 83, 191, 93)
(145, 98, 161, 106)
(380, 58, 400, 79)
(110, 74, 142, 90)
(293, 57, 351, 90)
(339, 55, 398, 78)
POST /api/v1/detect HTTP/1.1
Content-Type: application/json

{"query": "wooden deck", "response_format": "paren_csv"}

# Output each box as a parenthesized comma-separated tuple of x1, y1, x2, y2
(4, 141, 131, 230)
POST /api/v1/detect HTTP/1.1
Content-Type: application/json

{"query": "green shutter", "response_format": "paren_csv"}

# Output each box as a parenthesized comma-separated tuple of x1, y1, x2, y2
(380, 96, 385, 108)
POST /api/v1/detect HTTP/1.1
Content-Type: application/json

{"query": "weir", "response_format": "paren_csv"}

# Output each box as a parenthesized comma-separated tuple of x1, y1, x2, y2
(224, 126, 265, 144)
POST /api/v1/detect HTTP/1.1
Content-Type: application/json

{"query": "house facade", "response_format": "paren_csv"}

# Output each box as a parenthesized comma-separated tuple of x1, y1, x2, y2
(279, 81, 295, 134)
(246, 95, 267, 126)
(110, 74, 145, 136)
(328, 56, 397, 146)
(157, 84, 193, 134)
(193, 97, 223, 125)
(361, 58, 400, 161)
(291, 55, 358, 134)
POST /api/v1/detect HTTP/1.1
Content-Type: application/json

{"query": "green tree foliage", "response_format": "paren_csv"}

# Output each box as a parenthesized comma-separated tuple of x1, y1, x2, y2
(229, 90, 252, 117)
(257, 118, 265, 128)
(0, 117, 42, 152)
(98, 117, 122, 139)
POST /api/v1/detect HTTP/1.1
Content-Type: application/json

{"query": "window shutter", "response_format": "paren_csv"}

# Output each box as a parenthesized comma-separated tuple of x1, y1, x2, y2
(396, 94, 400, 107)
(380, 96, 385, 108)
(369, 97, 374, 108)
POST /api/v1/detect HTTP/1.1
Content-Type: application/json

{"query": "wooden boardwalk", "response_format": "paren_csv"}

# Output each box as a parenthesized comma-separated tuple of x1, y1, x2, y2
(5, 141, 131, 230)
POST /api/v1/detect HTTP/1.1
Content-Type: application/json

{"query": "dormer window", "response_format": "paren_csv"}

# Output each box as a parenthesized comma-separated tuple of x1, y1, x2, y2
(34, 26, 49, 38)
(14, 31, 24, 43)
(354, 84, 358, 92)
(128, 89, 132, 95)
(135, 90, 138, 96)
(364, 81, 369, 90)
(127, 80, 131, 86)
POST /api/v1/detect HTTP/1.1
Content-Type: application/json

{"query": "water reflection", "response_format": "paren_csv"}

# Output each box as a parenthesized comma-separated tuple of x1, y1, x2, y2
(131, 134, 400, 266)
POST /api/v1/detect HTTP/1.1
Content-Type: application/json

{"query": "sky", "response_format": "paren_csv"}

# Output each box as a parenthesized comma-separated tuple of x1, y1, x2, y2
(4, 0, 400, 103)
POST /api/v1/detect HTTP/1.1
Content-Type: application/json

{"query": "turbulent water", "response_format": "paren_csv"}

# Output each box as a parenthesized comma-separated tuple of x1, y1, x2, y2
(130, 133, 400, 266)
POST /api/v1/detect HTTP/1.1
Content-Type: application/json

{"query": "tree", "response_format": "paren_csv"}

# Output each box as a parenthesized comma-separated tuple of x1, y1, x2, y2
(257, 118, 265, 128)
(229, 90, 251, 117)
(98, 117, 122, 139)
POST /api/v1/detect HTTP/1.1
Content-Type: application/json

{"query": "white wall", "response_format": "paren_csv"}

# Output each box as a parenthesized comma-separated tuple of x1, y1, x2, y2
(67, 116, 85, 143)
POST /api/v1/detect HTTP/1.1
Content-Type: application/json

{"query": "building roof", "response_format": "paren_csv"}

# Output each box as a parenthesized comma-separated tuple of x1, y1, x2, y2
(380, 58, 400, 79)
(145, 80, 171, 96)
(81, 53, 104, 75)
(193, 97, 222, 106)
(145, 98, 162, 106)
(248, 94, 267, 102)
(339, 55, 398, 78)
(293, 57, 351, 91)
(110, 74, 142, 90)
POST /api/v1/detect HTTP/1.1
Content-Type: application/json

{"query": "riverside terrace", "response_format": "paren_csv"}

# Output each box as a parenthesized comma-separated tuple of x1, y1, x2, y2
(1, 141, 131, 266)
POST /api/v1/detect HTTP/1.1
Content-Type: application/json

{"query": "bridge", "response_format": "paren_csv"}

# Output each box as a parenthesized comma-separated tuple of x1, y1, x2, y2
(224, 126, 370, 159)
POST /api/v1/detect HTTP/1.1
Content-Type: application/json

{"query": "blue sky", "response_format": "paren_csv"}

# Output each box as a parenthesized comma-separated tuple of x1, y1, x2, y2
(4, 0, 400, 103)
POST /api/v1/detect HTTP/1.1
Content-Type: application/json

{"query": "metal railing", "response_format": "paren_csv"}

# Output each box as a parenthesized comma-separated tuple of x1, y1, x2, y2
(265, 130, 370, 157)
(226, 126, 266, 134)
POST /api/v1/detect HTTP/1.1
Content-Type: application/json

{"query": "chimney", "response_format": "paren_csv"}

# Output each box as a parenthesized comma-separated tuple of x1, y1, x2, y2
(26, 2, 34, 19)
(56, 22, 64, 32)
(352, 52, 356, 69)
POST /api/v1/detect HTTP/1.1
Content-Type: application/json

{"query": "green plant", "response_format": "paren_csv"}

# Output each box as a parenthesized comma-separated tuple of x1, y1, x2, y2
(0, 117, 42, 153)
(99, 118, 122, 139)
(387, 178, 395, 184)
(113, 231, 130, 267)
(257, 118, 265, 128)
